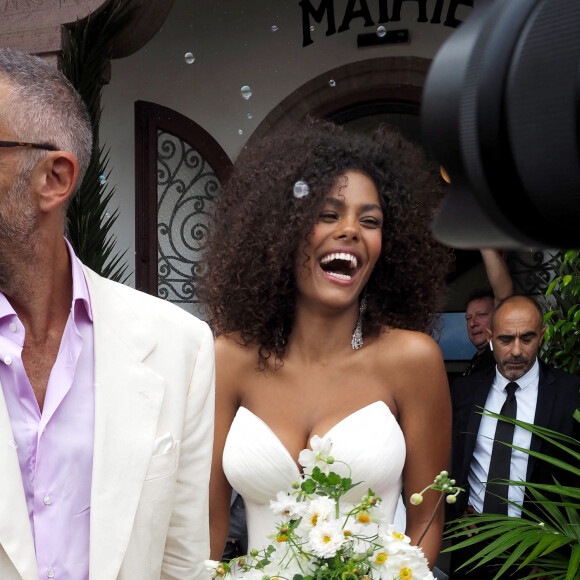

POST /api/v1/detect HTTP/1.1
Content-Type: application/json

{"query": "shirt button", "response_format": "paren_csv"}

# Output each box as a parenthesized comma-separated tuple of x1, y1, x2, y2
(8, 322, 16, 332)
(46, 569, 55, 578)
(43, 496, 52, 506)
(3, 356, 12, 365)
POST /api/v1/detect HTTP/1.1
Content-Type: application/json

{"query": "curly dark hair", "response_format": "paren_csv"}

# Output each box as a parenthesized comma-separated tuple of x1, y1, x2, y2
(200, 117, 453, 367)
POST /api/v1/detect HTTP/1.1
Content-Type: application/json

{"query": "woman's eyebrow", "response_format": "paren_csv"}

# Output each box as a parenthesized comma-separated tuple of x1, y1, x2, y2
(323, 197, 383, 213)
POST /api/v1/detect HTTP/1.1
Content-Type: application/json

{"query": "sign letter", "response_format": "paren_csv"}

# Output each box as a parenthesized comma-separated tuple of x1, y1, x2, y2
(338, 0, 375, 33)
(300, 0, 337, 47)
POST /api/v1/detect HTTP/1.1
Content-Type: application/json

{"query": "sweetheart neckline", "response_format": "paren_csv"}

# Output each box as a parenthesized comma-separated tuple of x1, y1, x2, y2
(235, 401, 398, 472)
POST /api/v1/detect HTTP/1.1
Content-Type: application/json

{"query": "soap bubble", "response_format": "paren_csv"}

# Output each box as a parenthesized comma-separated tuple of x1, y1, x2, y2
(271, 25, 278, 32)
(184, 52, 195, 64)
(329, 79, 336, 87)
(293, 181, 310, 198)
(241, 85, 252, 100)
(238, 129, 243, 135)
(376, 26, 386, 38)
(247, 112, 253, 119)
(99, 175, 107, 185)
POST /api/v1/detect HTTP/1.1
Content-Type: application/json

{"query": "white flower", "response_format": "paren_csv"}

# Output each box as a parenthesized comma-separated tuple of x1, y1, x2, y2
(339, 516, 371, 554)
(269, 491, 304, 520)
(340, 514, 364, 538)
(298, 435, 333, 475)
(385, 550, 434, 580)
(379, 524, 411, 553)
(299, 496, 335, 532)
(204, 560, 221, 578)
(307, 520, 346, 558)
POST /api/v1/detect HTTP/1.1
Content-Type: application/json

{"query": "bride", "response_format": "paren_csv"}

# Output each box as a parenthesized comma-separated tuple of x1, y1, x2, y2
(203, 118, 452, 568)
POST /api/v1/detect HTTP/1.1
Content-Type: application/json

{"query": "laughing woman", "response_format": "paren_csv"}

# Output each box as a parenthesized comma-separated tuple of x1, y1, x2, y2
(202, 118, 452, 569)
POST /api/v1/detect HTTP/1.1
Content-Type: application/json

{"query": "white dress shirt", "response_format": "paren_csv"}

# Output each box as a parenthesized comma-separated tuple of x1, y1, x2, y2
(468, 359, 539, 516)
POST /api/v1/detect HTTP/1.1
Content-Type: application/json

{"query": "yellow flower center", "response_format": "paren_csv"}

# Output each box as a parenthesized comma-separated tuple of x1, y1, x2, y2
(357, 512, 370, 524)
(323, 534, 332, 544)
(375, 552, 388, 565)
(311, 514, 319, 526)
(399, 567, 413, 579)
(276, 535, 287, 543)
(392, 531, 405, 541)
(343, 530, 352, 537)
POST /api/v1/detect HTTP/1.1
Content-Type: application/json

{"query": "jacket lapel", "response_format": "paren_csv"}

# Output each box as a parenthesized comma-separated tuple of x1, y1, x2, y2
(83, 268, 165, 580)
(527, 362, 555, 478)
(463, 369, 494, 475)
(0, 383, 38, 580)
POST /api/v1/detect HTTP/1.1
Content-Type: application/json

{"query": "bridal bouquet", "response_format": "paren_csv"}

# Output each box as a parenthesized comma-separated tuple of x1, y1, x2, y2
(207, 436, 461, 580)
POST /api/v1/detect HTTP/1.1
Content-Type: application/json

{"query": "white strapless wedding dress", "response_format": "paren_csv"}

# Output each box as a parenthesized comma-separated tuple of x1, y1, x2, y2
(222, 401, 407, 551)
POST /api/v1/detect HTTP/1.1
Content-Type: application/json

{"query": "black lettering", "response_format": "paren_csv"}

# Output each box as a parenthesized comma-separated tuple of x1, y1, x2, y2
(300, 0, 336, 47)
(378, 0, 390, 23)
(430, 0, 444, 23)
(444, 0, 474, 27)
(338, 0, 375, 33)
(391, 0, 428, 23)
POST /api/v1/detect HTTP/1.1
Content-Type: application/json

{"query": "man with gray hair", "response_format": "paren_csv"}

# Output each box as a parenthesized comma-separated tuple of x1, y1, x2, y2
(0, 48, 215, 579)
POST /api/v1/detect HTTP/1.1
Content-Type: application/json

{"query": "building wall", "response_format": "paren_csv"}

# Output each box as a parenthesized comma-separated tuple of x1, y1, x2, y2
(100, 0, 473, 282)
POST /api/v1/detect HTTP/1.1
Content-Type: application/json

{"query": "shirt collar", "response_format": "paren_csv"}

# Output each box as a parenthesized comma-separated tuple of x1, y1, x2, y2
(0, 291, 15, 322)
(494, 358, 540, 392)
(0, 238, 93, 323)
(65, 237, 93, 323)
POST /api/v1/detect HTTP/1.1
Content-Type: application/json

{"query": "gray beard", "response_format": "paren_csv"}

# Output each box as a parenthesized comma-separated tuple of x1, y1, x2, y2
(0, 171, 39, 295)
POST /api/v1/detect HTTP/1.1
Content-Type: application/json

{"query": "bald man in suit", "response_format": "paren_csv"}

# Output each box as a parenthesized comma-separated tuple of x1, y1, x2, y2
(448, 295, 580, 579)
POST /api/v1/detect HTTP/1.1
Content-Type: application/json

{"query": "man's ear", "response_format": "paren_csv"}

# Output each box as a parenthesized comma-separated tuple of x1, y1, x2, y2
(485, 327, 492, 344)
(540, 325, 547, 344)
(33, 151, 79, 213)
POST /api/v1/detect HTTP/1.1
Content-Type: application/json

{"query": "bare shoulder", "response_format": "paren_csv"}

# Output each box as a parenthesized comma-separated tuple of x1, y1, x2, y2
(214, 333, 258, 385)
(375, 327, 444, 368)
(372, 327, 448, 398)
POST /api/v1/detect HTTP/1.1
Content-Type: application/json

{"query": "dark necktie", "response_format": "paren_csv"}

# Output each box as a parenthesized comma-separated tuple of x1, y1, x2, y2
(483, 381, 519, 514)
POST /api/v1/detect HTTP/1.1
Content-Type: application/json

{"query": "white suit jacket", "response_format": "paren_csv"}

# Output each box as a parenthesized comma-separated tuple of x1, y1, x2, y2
(0, 266, 215, 580)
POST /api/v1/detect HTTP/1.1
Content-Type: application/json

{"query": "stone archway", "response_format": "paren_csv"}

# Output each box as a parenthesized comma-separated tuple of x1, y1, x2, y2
(239, 55, 430, 164)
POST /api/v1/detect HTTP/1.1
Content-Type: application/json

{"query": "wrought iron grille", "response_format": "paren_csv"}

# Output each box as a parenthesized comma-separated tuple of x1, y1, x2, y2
(507, 249, 553, 296)
(157, 130, 220, 319)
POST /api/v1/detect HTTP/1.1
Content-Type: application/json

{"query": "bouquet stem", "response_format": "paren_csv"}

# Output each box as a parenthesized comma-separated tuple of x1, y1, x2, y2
(416, 493, 444, 546)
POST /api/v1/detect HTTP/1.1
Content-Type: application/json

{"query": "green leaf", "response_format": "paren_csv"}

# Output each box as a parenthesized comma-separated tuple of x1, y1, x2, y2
(546, 279, 560, 296)
(341, 478, 353, 490)
(311, 467, 327, 484)
(567, 543, 580, 580)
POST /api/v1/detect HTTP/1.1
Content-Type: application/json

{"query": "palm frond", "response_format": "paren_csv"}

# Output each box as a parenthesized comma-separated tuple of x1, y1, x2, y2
(445, 418, 580, 578)
(60, 1, 136, 282)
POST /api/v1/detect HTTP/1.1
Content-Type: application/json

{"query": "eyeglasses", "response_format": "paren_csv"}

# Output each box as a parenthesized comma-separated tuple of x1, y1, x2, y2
(0, 140, 58, 151)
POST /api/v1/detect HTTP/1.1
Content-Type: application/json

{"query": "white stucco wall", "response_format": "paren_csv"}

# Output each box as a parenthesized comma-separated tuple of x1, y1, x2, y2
(100, 0, 472, 283)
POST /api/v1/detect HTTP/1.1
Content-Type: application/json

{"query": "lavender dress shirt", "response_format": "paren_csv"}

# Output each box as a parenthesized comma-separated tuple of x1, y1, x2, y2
(0, 240, 94, 580)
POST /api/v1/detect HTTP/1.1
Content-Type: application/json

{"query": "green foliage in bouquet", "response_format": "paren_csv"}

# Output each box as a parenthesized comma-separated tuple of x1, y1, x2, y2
(60, 0, 134, 281)
(445, 412, 580, 580)
(542, 249, 580, 378)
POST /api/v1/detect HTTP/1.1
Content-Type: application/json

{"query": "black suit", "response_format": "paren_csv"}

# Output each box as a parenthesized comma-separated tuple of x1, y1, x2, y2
(447, 361, 580, 578)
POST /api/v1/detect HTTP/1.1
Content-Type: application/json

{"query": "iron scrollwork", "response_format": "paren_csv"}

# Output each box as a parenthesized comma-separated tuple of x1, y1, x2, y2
(157, 131, 219, 319)
(507, 249, 553, 296)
